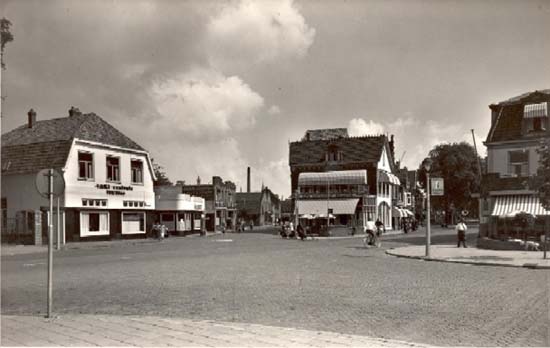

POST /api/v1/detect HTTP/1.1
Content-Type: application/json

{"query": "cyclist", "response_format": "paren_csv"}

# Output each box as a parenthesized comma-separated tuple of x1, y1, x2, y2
(363, 219, 379, 248)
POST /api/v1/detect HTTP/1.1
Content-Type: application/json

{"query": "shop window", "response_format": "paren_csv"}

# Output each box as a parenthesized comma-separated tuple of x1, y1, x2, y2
(78, 152, 94, 180)
(122, 212, 145, 234)
(106, 156, 120, 182)
(131, 160, 143, 184)
(89, 213, 100, 232)
(508, 150, 529, 176)
(80, 211, 109, 236)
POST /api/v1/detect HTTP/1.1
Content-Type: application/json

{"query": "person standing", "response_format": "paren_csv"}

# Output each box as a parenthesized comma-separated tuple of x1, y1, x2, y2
(456, 219, 468, 247)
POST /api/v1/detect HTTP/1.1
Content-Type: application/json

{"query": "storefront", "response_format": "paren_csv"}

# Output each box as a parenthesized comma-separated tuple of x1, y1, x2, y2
(155, 190, 205, 236)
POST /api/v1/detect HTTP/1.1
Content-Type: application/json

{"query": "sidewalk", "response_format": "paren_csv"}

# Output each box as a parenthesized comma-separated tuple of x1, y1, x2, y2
(1, 232, 222, 257)
(386, 244, 550, 269)
(0, 314, 432, 347)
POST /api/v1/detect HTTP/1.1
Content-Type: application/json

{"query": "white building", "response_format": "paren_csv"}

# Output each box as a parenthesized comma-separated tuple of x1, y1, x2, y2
(1, 107, 156, 241)
(155, 185, 205, 235)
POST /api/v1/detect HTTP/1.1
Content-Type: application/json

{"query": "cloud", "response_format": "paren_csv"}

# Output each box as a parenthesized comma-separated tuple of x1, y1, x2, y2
(268, 105, 281, 115)
(348, 116, 485, 170)
(205, 0, 316, 69)
(150, 68, 265, 138)
(348, 118, 386, 136)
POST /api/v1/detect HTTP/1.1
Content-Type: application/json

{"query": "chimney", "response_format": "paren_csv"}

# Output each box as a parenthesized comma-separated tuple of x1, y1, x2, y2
(68, 106, 82, 117)
(197, 176, 201, 185)
(247, 167, 251, 193)
(27, 109, 37, 128)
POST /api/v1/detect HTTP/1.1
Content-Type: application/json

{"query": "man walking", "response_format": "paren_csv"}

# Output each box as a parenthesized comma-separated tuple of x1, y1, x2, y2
(456, 218, 467, 248)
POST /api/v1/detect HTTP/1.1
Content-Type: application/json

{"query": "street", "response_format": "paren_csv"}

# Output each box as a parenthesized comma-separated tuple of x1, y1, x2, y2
(2, 227, 548, 347)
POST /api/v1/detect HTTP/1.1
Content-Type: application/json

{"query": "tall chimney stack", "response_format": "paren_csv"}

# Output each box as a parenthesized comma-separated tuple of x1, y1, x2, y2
(27, 109, 37, 128)
(247, 167, 251, 193)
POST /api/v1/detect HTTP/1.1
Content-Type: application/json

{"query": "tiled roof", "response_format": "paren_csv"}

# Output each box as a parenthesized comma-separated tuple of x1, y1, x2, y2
(303, 128, 348, 141)
(2, 112, 146, 176)
(2, 112, 144, 150)
(235, 192, 263, 214)
(486, 90, 550, 143)
(289, 135, 387, 166)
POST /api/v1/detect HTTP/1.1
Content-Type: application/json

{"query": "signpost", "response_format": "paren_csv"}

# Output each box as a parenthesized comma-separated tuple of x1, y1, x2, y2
(431, 178, 444, 196)
(35, 169, 65, 319)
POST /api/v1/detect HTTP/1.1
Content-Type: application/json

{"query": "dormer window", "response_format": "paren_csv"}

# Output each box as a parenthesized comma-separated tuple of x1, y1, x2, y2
(326, 144, 343, 162)
(524, 102, 547, 132)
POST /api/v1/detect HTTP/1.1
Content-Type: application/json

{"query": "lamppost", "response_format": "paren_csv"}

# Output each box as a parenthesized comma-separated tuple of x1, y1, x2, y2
(423, 158, 433, 257)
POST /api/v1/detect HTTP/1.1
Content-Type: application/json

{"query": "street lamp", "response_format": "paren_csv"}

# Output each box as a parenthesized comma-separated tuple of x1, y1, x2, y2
(423, 157, 433, 257)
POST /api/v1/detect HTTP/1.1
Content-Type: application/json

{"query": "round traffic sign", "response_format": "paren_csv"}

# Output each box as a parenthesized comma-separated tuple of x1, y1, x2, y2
(36, 169, 65, 198)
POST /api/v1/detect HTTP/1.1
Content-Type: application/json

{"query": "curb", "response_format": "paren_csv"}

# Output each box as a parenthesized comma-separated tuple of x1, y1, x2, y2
(385, 249, 550, 269)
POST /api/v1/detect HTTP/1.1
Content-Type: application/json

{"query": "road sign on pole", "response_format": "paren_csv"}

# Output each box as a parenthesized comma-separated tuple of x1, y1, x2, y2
(35, 169, 65, 319)
(431, 177, 444, 196)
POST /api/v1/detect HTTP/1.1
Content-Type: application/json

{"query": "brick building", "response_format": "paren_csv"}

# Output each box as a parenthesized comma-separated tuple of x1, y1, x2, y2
(481, 90, 550, 239)
(235, 186, 281, 226)
(182, 176, 236, 232)
(289, 128, 401, 230)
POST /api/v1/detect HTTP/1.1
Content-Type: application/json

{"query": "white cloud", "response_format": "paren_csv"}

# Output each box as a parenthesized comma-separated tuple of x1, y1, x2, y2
(268, 105, 282, 115)
(150, 68, 265, 137)
(348, 118, 386, 136)
(205, 0, 316, 68)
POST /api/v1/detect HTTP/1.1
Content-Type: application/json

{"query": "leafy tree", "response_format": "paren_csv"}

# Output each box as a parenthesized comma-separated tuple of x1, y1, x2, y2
(1, 17, 14, 70)
(537, 138, 550, 211)
(418, 142, 481, 222)
(151, 158, 172, 186)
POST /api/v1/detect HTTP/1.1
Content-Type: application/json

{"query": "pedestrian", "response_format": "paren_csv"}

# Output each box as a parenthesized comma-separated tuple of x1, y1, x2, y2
(221, 223, 226, 234)
(375, 219, 385, 235)
(456, 218, 467, 248)
(297, 223, 306, 240)
(403, 218, 409, 234)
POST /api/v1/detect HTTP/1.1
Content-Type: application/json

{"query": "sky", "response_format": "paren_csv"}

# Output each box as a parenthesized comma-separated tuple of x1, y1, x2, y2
(2, 0, 549, 198)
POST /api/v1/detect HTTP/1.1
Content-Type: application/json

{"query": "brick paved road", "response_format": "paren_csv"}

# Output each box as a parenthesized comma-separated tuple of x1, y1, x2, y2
(2, 227, 548, 346)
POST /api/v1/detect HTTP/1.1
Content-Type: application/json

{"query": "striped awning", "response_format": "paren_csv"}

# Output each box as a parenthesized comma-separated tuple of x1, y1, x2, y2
(392, 207, 405, 218)
(403, 209, 414, 217)
(379, 171, 401, 185)
(298, 170, 367, 186)
(491, 195, 550, 217)
(296, 199, 359, 215)
(524, 102, 548, 119)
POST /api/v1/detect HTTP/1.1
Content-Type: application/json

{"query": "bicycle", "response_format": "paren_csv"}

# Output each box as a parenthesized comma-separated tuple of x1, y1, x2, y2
(363, 229, 381, 248)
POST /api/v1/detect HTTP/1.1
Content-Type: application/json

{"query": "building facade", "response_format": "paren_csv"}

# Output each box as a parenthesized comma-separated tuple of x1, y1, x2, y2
(154, 185, 205, 235)
(182, 176, 236, 231)
(235, 186, 281, 226)
(481, 90, 550, 238)
(1, 107, 156, 242)
(289, 128, 401, 229)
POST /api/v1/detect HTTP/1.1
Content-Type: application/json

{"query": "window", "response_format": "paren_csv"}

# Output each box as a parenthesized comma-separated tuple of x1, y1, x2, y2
(106, 156, 120, 182)
(131, 160, 143, 184)
(78, 152, 94, 180)
(80, 211, 109, 236)
(508, 150, 529, 176)
(82, 199, 107, 207)
(121, 212, 145, 234)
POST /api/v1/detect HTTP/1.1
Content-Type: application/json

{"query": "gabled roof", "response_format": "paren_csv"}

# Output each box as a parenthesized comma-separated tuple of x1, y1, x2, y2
(303, 128, 348, 141)
(289, 135, 388, 166)
(235, 192, 263, 214)
(2, 111, 146, 175)
(486, 90, 550, 143)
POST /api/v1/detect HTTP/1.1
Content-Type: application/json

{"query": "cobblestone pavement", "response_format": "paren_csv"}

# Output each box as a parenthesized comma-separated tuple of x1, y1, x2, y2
(2, 227, 549, 347)
(1, 314, 432, 347)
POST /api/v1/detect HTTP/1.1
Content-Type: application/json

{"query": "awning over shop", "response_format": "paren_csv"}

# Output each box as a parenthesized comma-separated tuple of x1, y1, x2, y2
(524, 102, 548, 118)
(297, 199, 359, 215)
(379, 171, 401, 185)
(298, 170, 367, 186)
(392, 207, 405, 218)
(491, 195, 550, 217)
(403, 209, 414, 217)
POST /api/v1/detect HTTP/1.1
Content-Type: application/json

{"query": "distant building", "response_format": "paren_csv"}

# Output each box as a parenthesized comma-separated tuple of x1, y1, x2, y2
(481, 90, 550, 238)
(236, 186, 281, 226)
(154, 185, 205, 235)
(182, 176, 236, 231)
(1, 107, 156, 242)
(289, 128, 401, 229)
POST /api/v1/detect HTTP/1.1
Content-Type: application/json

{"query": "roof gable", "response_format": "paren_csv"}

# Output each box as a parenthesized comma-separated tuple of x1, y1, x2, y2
(289, 135, 387, 166)
(486, 90, 550, 143)
(2, 113, 144, 151)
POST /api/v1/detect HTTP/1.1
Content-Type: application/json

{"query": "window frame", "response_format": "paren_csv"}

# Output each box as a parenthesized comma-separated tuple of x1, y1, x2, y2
(106, 155, 121, 183)
(508, 150, 529, 177)
(77, 151, 94, 181)
(130, 159, 144, 184)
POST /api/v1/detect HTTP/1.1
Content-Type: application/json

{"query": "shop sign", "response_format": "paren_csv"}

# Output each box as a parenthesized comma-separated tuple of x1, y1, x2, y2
(431, 178, 444, 196)
(95, 183, 133, 196)
(194, 204, 203, 210)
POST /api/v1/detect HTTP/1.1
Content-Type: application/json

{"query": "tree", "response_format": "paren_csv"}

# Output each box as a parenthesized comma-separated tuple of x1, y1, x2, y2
(151, 159, 173, 186)
(1, 17, 14, 70)
(537, 138, 550, 211)
(418, 142, 481, 223)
